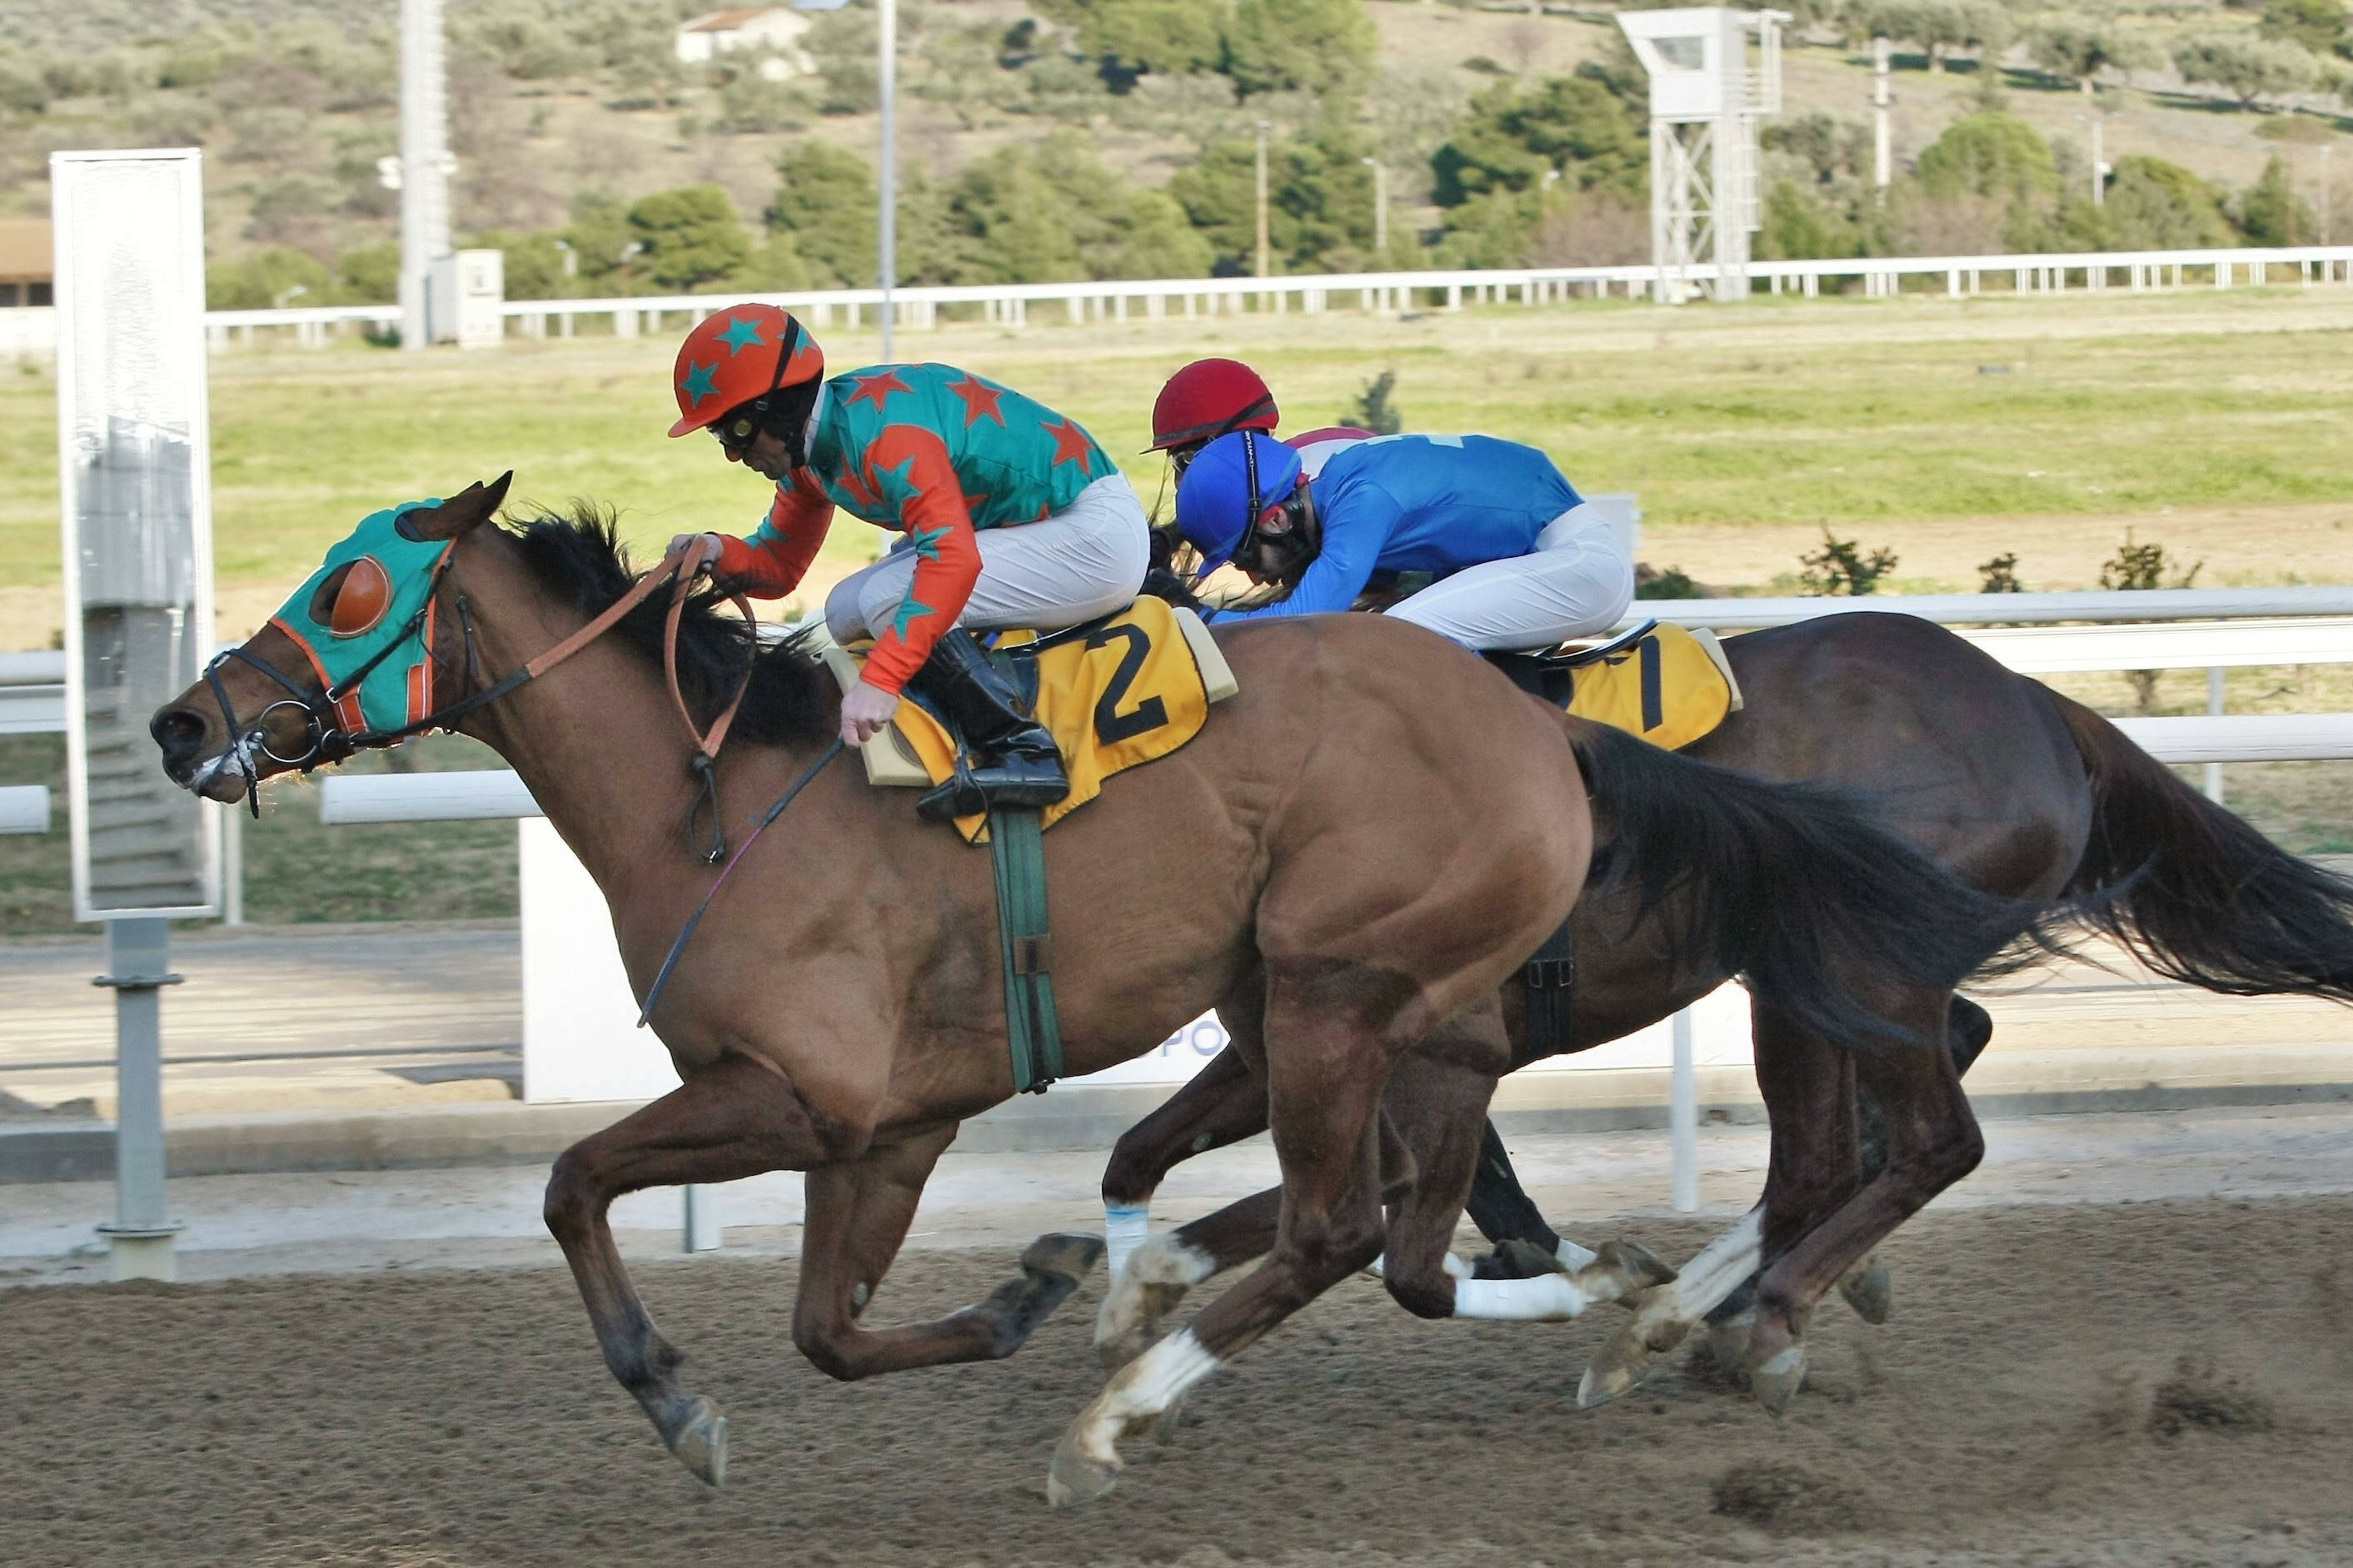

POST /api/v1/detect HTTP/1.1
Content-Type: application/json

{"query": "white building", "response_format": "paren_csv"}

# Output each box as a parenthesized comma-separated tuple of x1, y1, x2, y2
(674, 8, 817, 79)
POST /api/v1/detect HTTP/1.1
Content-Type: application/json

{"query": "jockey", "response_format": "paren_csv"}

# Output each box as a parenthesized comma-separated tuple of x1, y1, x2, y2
(1148, 357, 1369, 480)
(1172, 429, 1634, 652)
(666, 304, 1149, 820)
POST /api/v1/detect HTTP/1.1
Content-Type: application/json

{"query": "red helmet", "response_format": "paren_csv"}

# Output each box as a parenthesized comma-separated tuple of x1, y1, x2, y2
(667, 304, 825, 438)
(1149, 358, 1279, 453)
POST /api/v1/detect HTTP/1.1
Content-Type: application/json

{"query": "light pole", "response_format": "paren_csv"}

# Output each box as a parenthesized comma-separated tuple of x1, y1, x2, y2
(1361, 157, 1388, 255)
(1872, 36, 1890, 191)
(2075, 111, 2109, 207)
(1254, 121, 1272, 279)
(397, 0, 451, 351)
(797, 0, 895, 358)
(2324, 144, 2335, 246)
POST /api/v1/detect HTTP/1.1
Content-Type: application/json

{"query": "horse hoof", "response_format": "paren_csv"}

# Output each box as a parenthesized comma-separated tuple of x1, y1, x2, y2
(1579, 1323, 1655, 1408)
(1490, 1238, 1562, 1279)
(1837, 1258, 1893, 1325)
(1046, 1441, 1122, 1508)
(1749, 1343, 1807, 1416)
(1024, 1232, 1105, 1283)
(1595, 1240, 1678, 1297)
(666, 1396, 729, 1488)
(1153, 1391, 1189, 1443)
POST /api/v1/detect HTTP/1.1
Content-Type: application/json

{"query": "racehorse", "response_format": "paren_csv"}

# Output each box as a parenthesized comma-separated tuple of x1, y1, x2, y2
(150, 479, 2043, 1504)
(1094, 609, 2353, 1409)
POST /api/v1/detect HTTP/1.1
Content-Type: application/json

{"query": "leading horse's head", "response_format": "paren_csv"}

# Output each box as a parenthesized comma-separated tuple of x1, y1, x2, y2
(152, 473, 512, 807)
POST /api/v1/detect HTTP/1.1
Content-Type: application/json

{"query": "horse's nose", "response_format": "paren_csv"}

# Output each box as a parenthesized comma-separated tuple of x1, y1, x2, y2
(150, 704, 207, 767)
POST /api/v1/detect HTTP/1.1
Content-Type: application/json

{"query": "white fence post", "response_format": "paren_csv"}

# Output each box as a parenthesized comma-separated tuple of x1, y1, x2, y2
(1670, 1008, 1698, 1212)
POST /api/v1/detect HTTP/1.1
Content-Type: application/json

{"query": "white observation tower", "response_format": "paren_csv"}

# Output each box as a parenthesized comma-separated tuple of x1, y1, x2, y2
(1617, 7, 1787, 301)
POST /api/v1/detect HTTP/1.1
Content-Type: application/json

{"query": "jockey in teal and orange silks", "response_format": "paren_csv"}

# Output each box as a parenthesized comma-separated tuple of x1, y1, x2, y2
(666, 304, 1149, 821)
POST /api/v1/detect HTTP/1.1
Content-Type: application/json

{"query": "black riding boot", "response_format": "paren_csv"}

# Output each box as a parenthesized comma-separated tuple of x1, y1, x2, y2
(907, 630, 1069, 822)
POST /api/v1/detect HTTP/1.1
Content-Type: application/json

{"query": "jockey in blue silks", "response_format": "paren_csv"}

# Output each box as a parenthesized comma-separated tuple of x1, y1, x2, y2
(1171, 429, 1634, 651)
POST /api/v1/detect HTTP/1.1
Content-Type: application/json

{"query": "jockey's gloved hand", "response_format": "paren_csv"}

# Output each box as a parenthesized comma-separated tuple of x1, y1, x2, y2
(669, 533, 724, 576)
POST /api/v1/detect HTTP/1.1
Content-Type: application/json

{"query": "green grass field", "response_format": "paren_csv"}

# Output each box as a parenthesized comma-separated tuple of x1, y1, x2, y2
(7, 286, 2353, 931)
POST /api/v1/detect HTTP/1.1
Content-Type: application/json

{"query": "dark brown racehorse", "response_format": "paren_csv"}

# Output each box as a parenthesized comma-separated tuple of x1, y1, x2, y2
(1096, 610, 2353, 1408)
(151, 480, 2043, 1503)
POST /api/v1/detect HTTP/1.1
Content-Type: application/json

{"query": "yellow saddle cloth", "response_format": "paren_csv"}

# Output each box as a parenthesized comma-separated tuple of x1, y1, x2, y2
(1550, 621, 1742, 752)
(825, 597, 1236, 844)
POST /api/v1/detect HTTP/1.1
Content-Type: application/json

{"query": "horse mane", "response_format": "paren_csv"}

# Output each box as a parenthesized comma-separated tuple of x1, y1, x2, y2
(501, 502, 835, 748)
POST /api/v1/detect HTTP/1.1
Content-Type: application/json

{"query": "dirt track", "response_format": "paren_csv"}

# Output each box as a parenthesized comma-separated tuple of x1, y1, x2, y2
(6, 1197, 2351, 1568)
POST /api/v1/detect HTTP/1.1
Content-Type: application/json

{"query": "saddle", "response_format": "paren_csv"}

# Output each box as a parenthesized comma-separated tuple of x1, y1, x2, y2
(1488, 619, 1745, 1063)
(1484, 619, 1742, 752)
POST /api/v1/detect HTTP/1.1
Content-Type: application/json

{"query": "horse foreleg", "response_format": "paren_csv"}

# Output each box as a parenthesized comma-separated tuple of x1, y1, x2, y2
(1382, 1031, 1674, 1329)
(1098, 1044, 1268, 1279)
(794, 1122, 1102, 1381)
(1052, 963, 1397, 1506)
(542, 1053, 824, 1487)
(1094, 1186, 1280, 1369)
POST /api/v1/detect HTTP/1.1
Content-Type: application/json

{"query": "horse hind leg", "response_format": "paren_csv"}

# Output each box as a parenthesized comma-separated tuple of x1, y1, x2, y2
(793, 1124, 1102, 1382)
(1747, 993, 1980, 1416)
(542, 1053, 829, 1486)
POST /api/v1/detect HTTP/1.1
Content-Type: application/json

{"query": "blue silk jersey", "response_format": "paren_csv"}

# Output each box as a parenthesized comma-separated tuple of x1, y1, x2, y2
(1219, 433, 1583, 621)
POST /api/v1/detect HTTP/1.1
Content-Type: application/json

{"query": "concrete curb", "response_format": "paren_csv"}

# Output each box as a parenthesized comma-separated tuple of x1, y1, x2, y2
(6, 1049, 2352, 1184)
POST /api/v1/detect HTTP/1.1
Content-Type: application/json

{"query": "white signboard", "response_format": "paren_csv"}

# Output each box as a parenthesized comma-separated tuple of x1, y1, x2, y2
(52, 149, 219, 921)
(520, 819, 1751, 1105)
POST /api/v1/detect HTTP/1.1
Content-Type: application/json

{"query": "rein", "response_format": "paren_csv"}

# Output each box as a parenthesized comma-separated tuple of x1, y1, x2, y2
(202, 537, 759, 861)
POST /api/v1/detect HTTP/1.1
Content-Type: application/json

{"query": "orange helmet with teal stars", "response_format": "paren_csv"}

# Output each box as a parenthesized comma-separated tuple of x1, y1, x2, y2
(667, 304, 825, 438)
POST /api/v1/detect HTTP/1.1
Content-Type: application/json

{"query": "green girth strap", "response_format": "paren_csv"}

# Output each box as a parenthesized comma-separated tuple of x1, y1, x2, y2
(986, 804, 1064, 1093)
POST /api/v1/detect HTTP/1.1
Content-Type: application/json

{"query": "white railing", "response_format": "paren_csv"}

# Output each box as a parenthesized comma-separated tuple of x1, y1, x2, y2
(0, 652, 67, 737)
(166, 243, 2353, 353)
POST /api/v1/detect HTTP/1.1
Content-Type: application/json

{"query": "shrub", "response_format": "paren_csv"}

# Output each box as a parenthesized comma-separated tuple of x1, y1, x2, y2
(1798, 530, 1899, 595)
(1341, 371, 1403, 435)
(626, 185, 751, 293)
(1916, 112, 2058, 201)
(1978, 553, 2024, 593)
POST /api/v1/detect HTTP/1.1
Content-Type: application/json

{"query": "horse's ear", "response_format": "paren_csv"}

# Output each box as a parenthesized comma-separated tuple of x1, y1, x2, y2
(401, 471, 515, 541)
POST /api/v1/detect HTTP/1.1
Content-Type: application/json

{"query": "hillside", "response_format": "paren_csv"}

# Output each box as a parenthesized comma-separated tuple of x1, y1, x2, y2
(0, 0, 2345, 297)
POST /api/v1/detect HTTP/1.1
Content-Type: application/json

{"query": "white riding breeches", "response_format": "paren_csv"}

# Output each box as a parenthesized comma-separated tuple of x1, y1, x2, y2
(1383, 501, 1635, 652)
(825, 473, 1151, 645)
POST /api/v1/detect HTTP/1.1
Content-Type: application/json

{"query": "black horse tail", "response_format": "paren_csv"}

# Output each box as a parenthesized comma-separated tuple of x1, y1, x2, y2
(1565, 718, 2055, 1046)
(2051, 692, 2353, 1002)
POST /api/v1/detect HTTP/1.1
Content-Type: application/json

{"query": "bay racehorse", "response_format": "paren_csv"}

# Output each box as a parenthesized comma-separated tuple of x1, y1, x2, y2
(151, 479, 2045, 1503)
(1093, 607, 2353, 1409)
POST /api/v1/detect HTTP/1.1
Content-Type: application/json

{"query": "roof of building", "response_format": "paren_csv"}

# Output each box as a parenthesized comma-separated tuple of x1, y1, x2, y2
(680, 8, 790, 32)
(0, 218, 51, 283)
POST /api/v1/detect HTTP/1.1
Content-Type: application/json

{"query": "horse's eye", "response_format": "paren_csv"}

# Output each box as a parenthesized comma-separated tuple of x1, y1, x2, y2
(312, 557, 394, 638)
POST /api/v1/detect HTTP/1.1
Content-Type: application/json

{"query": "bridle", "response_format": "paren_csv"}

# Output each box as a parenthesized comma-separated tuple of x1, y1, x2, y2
(198, 534, 758, 862)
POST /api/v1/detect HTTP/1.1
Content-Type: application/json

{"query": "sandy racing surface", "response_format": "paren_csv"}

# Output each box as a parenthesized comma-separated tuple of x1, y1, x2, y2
(6, 1195, 2351, 1568)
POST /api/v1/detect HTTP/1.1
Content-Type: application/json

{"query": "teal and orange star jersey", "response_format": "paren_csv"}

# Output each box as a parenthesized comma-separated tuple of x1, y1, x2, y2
(714, 363, 1118, 693)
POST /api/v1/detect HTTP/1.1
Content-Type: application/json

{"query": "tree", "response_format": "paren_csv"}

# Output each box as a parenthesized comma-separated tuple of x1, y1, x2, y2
(2098, 156, 2238, 249)
(2026, 18, 2159, 95)
(338, 242, 400, 303)
(1169, 119, 1379, 273)
(1915, 112, 2058, 201)
(1857, 0, 2013, 73)
(2172, 32, 2320, 109)
(2241, 152, 2319, 243)
(2260, 0, 2349, 55)
(1757, 180, 1871, 259)
(626, 185, 750, 293)
(768, 142, 880, 288)
(1220, 0, 1378, 99)
(206, 246, 333, 311)
(1431, 75, 1647, 209)
(471, 229, 574, 300)
(1031, 0, 1228, 84)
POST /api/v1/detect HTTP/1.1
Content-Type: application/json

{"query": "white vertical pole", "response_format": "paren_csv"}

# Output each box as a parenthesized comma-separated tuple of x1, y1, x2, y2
(98, 917, 183, 1279)
(1670, 1007, 1698, 1212)
(2204, 665, 2226, 804)
(222, 806, 243, 926)
(398, 0, 450, 351)
(684, 1185, 722, 1252)
(1872, 38, 1891, 191)
(877, 0, 897, 362)
(2091, 117, 2105, 207)
(1254, 122, 1271, 280)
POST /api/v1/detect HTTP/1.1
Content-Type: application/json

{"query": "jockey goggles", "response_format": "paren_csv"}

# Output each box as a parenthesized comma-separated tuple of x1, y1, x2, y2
(710, 316, 814, 457)
(1174, 430, 1303, 585)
